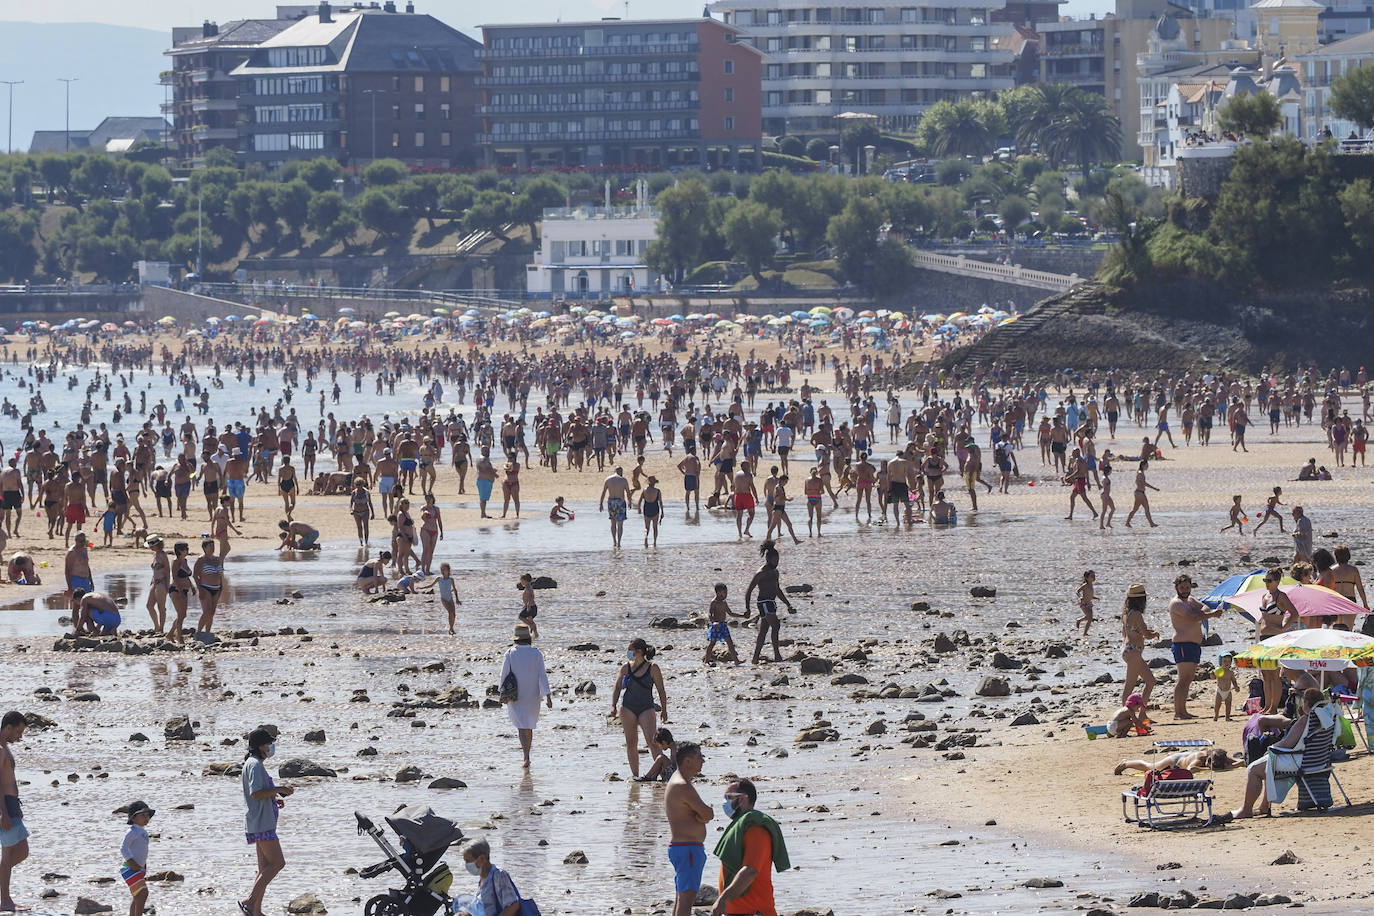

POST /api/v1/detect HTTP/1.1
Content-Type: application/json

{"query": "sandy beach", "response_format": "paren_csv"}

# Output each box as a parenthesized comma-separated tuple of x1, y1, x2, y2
(3, 338, 1374, 916)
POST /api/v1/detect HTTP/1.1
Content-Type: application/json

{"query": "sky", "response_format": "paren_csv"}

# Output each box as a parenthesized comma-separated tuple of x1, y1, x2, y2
(0, 0, 1111, 36)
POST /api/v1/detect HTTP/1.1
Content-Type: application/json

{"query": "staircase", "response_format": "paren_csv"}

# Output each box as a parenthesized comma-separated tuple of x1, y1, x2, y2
(942, 282, 1109, 371)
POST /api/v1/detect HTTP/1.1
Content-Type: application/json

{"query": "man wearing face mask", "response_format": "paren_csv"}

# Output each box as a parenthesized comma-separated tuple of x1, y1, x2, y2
(711, 778, 790, 916)
(240, 727, 293, 916)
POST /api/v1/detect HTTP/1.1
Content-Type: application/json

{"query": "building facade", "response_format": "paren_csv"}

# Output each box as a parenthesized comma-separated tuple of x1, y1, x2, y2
(709, 0, 1015, 137)
(1297, 30, 1374, 140)
(231, 1, 481, 168)
(526, 199, 661, 298)
(165, 15, 296, 168)
(477, 17, 763, 169)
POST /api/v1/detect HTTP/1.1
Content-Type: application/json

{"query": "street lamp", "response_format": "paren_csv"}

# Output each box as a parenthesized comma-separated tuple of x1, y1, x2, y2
(362, 88, 382, 162)
(57, 77, 78, 152)
(0, 81, 20, 154)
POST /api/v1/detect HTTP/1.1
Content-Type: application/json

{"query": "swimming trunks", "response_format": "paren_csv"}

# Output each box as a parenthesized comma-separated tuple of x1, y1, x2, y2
(70, 575, 93, 593)
(226, 479, 246, 500)
(476, 479, 494, 501)
(65, 504, 88, 525)
(91, 607, 121, 630)
(607, 497, 628, 522)
(707, 621, 731, 642)
(121, 862, 147, 897)
(683, 474, 698, 492)
(378, 476, 396, 495)
(734, 493, 755, 511)
(400, 459, 417, 472)
(668, 842, 706, 895)
(887, 483, 908, 505)
(297, 530, 319, 549)
(1171, 641, 1202, 665)
(757, 598, 778, 616)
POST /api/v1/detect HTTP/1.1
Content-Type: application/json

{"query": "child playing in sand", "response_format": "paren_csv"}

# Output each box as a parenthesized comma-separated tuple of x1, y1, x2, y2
(436, 562, 460, 636)
(1214, 652, 1239, 721)
(1253, 486, 1285, 534)
(704, 582, 746, 664)
(549, 496, 574, 522)
(1075, 570, 1096, 635)
(637, 727, 678, 782)
(120, 800, 154, 916)
(1106, 694, 1152, 737)
(1220, 495, 1246, 534)
(519, 572, 539, 639)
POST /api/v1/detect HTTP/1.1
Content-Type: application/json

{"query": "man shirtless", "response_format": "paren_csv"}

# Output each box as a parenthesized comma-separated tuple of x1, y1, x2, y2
(65, 532, 94, 596)
(599, 466, 631, 550)
(1, 710, 29, 915)
(732, 464, 757, 539)
(1168, 574, 1223, 720)
(63, 473, 88, 547)
(677, 452, 701, 513)
(0, 461, 21, 537)
(664, 743, 713, 916)
(885, 450, 918, 526)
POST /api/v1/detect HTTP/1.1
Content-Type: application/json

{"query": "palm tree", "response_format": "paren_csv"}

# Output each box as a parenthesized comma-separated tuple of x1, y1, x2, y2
(930, 100, 993, 158)
(1012, 83, 1078, 164)
(1043, 89, 1123, 181)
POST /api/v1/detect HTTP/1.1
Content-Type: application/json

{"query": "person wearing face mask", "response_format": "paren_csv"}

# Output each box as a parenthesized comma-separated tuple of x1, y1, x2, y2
(239, 727, 293, 916)
(611, 637, 669, 781)
(462, 838, 532, 916)
(711, 778, 790, 916)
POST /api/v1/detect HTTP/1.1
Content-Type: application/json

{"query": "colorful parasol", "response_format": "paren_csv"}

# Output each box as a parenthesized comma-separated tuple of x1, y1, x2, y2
(1233, 628, 1374, 671)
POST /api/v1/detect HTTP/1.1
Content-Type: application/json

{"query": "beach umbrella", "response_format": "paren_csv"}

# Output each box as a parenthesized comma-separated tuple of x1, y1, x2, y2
(384, 310, 402, 318)
(715, 320, 738, 329)
(887, 312, 907, 321)
(619, 331, 637, 339)
(301, 312, 318, 321)
(833, 306, 854, 319)
(863, 326, 884, 336)
(1226, 584, 1366, 621)
(224, 314, 240, 321)
(977, 305, 996, 314)
(668, 313, 685, 321)
(789, 310, 810, 320)
(857, 309, 877, 318)
(404, 312, 423, 321)
(894, 320, 912, 330)
(20, 321, 35, 327)
(1208, 572, 1300, 620)
(256, 313, 277, 323)
(998, 317, 1017, 327)
(809, 306, 833, 316)
(938, 323, 959, 334)
(530, 318, 550, 329)
(101, 322, 118, 332)
(991, 310, 1010, 320)
(337, 307, 357, 316)
(432, 307, 450, 316)
(921, 313, 946, 322)
(569, 306, 587, 315)
(702, 312, 721, 321)
(123, 320, 138, 327)
(1200, 570, 1268, 609)
(185, 329, 201, 336)
(534, 311, 552, 319)
(552, 314, 574, 323)
(808, 318, 830, 328)
(652, 318, 677, 327)
(0, 328, 9, 335)
(156, 316, 177, 326)
(253, 319, 272, 327)
(349, 321, 367, 329)
(1233, 628, 1374, 671)
(767, 317, 789, 327)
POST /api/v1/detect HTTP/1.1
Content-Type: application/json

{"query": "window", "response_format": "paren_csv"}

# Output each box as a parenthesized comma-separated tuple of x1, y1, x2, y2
(440, 76, 450, 92)
(415, 131, 425, 147)
(392, 76, 401, 91)
(724, 88, 734, 102)
(414, 102, 425, 119)
(254, 133, 289, 151)
(724, 59, 734, 74)
(414, 76, 425, 92)
(970, 64, 986, 78)
(901, 7, 918, 22)
(392, 104, 401, 119)
(440, 103, 451, 120)
(724, 116, 735, 130)
(767, 63, 782, 79)
(266, 46, 325, 68)
(441, 131, 451, 146)
(391, 130, 400, 148)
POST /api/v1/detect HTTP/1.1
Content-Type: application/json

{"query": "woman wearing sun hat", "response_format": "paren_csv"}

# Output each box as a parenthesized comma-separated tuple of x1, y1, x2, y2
(1120, 583, 1160, 711)
(500, 623, 552, 769)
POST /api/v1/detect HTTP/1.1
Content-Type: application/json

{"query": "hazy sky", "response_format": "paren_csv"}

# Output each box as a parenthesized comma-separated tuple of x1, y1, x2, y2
(0, 0, 1111, 36)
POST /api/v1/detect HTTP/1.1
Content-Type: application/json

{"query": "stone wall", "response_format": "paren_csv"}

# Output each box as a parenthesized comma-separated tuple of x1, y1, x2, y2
(1177, 152, 1236, 200)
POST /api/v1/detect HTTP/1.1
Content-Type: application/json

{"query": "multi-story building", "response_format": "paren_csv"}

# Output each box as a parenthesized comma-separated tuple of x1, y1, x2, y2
(477, 17, 763, 169)
(231, 1, 482, 168)
(1036, 0, 1236, 161)
(1297, 29, 1374, 140)
(710, 0, 1016, 137)
(526, 185, 661, 298)
(165, 14, 296, 168)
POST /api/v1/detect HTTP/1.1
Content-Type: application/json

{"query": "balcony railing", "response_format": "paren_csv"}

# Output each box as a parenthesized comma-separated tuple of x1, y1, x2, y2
(477, 42, 699, 59)
(479, 128, 697, 143)
(1043, 43, 1104, 57)
(478, 100, 696, 114)
(477, 71, 701, 87)
(192, 98, 239, 112)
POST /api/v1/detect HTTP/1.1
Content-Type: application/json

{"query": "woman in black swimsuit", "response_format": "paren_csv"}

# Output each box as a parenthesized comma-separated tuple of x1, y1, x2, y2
(639, 476, 662, 548)
(168, 541, 193, 645)
(610, 637, 669, 781)
(146, 536, 169, 635)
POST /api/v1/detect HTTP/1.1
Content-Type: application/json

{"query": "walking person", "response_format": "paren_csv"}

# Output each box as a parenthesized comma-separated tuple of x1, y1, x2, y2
(665, 743, 713, 916)
(745, 540, 796, 664)
(0, 711, 29, 915)
(1123, 460, 1159, 528)
(240, 727, 293, 916)
(612, 638, 670, 781)
(500, 623, 552, 768)
(462, 838, 539, 916)
(120, 801, 155, 916)
(709, 777, 791, 916)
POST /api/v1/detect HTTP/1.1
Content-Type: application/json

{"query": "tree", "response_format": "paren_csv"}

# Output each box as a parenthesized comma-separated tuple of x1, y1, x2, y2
(307, 190, 346, 238)
(1329, 64, 1374, 131)
(999, 194, 1031, 232)
(512, 176, 566, 240)
(1012, 83, 1079, 162)
(0, 211, 38, 281)
(363, 158, 409, 186)
(73, 155, 118, 200)
(358, 187, 408, 241)
(465, 189, 512, 239)
(917, 100, 995, 158)
(1041, 88, 1123, 183)
(779, 136, 805, 158)
(439, 175, 475, 217)
(202, 147, 236, 168)
(805, 137, 831, 162)
(398, 175, 445, 232)
(935, 158, 972, 186)
(645, 178, 711, 281)
(841, 120, 880, 170)
(298, 157, 342, 192)
(1339, 177, 1374, 265)
(38, 155, 75, 203)
(826, 196, 883, 281)
(722, 200, 781, 281)
(250, 182, 279, 242)
(868, 237, 914, 297)
(1216, 92, 1282, 137)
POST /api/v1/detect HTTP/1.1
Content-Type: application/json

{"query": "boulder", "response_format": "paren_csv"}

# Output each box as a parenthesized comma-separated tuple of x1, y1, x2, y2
(650, 616, 680, 629)
(932, 633, 957, 653)
(563, 850, 589, 865)
(1022, 877, 1063, 888)
(695, 885, 719, 906)
(428, 777, 467, 790)
(975, 676, 1011, 698)
(969, 586, 997, 598)
(830, 673, 868, 686)
(163, 716, 196, 741)
(303, 730, 326, 744)
(530, 576, 557, 589)
(784, 584, 813, 594)
(278, 758, 336, 779)
(1270, 850, 1301, 866)
(287, 892, 328, 914)
(191, 631, 219, 646)
(73, 898, 113, 914)
(73, 692, 101, 702)
(865, 719, 887, 736)
(990, 651, 1022, 670)
(798, 657, 834, 675)
(574, 681, 597, 695)
(395, 765, 424, 783)
(1222, 893, 1255, 909)
(1127, 892, 1160, 907)
(1010, 712, 1039, 727)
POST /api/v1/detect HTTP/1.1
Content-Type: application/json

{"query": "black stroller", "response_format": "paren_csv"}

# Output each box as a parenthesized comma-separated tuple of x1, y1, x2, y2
(357, 805, 466, 916)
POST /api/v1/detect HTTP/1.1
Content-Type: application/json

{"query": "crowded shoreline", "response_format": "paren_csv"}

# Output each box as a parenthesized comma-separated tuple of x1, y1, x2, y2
(3, 321, 1374, 915)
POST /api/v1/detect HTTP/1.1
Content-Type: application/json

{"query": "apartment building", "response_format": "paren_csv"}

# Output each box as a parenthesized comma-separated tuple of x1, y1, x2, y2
(165, 14, 296, 168)
(708, 0, 1015, 137)
(231, 1, 481, 168)
(477, 17, 763, 169)
(1297, 29, 1374, 139)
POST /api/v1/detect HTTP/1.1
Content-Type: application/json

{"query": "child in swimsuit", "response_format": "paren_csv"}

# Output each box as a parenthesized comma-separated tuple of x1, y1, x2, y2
(519, 572, 539, 639)
(1075, 570, 1096, 636)
(1213, 653, 1238, 721)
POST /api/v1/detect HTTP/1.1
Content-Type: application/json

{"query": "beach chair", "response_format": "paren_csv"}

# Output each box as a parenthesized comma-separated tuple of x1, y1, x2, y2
(1292, 716, 1352, 810)
(1122, 778, 1215, 829)
(1151, 738, 1213, 751)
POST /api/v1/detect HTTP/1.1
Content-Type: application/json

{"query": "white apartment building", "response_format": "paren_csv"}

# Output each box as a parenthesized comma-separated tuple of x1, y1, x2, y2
(526, 205, 661, 299)
(708, 0, 1015, 136)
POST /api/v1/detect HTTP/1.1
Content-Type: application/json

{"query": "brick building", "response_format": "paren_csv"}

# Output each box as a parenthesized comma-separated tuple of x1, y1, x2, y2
(477, 16, 764, 169)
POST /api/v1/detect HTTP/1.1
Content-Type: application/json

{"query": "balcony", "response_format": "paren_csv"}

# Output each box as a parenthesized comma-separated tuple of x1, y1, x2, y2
(192, 98, 239, 112)
(477, 71, 700, 87)
(479, 128, 697, 144)
(477, 42, 699, 59)
(239, 118, 342, 135)
(192, 126, 239, 141)
(1042, 43, 1105, 57)
(160, 101, 176, 114)
(478, 100, 696, 115)
(159, 70, 176, 86)
(240, 89, 342, 104)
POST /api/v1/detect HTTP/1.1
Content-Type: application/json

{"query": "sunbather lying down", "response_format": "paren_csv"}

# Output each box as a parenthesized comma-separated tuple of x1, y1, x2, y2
(1114, 748, 1241, 776)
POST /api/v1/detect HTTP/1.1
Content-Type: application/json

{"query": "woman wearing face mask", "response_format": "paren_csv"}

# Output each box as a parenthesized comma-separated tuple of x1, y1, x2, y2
(462, 838, 534, 916)
(611, 637, 669, 781)
(239, 727, 293, 916)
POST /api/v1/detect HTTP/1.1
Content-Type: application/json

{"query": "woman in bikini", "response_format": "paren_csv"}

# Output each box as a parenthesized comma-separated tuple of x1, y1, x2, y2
(1328, 545, 1368, 630)
(391, 499, 419, 575)
(168, 541, 193, 645)
(764, 474, 802, 545)
(193, 538, 225, 634)
(1120, 583, 1159, 711)
(853, 453, 876, 524)
(1123, 460, 1159, 528)
(350, 477, 374, 546)
(146, 536, 169, 634)
(213, 495, 241, 559)
(1256, 567, 1299, 713)
(418, 493, 443, 576)
(640, 475, 663, 549)
(500, 460, 521, 519)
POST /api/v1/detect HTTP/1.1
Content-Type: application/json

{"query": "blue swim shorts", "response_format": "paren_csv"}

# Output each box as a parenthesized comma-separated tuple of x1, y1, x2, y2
(668, 842, 705, 894)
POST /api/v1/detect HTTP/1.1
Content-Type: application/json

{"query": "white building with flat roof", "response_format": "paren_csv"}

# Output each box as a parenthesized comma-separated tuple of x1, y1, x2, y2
(527, 192, 661, 299)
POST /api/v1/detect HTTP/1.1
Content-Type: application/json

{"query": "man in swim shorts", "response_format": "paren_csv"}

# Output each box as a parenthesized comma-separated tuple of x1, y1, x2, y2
(599, 466, 631, 550)
(664, 742, 712, 916)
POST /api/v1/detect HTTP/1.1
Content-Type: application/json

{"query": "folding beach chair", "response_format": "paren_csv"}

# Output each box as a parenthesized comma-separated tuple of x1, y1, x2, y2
(1122, 779, 1215, 829)
(1151, 738, 1213, 752)
(1270, 710, 1352, 811)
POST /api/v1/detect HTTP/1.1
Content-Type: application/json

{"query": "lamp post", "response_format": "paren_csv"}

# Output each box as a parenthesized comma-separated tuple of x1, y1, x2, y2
(0, 81, 20, 154)
(57, 77, 78, 152)
(362, 88, 381, 162)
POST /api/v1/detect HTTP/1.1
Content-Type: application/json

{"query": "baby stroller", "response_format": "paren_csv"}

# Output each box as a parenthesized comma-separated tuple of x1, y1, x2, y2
(357, 806, 465, 916)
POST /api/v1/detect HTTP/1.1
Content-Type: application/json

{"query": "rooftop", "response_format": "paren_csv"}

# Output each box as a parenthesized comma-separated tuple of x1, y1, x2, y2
(233, 7, 479, 76)
(1294, 25, 1374, 57)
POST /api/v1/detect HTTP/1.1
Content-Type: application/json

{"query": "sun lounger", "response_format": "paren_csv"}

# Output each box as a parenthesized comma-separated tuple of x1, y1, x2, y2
(1122, 779, 1215, 829)
(1151, 739, 1214, 751)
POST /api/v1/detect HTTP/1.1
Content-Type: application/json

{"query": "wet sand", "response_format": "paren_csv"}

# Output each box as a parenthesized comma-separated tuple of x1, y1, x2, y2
(4, 374, 1374, 915)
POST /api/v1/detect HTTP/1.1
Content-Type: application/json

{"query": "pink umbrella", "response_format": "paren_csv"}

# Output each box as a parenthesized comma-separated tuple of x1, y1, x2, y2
(1225, 584, 1366, 618)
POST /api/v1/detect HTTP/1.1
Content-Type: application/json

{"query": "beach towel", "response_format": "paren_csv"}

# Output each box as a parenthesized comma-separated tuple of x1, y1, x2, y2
(714, 810, 791, 886)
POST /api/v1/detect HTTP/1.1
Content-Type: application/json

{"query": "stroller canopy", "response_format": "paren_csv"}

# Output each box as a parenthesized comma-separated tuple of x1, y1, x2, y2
(385, 805, 465, 856)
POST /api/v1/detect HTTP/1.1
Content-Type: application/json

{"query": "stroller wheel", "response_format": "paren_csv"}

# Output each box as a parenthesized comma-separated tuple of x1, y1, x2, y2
(364, 893, 406, 916)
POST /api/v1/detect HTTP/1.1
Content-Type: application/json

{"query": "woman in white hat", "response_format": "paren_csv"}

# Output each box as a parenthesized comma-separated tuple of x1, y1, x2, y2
(500, 623, 552, 768)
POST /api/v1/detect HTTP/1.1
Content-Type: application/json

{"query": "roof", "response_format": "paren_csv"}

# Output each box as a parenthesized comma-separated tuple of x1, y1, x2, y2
(482, 17, 714, 29)
(28, 131, 91, 154)
(233, 8, 480, 76)
(992, 25, 1040, 54)
(87, 117, 169, 149)
(169, 18, 296, 54)
(1294, 26, 1374, 58)
(1250, 0, 1323, 9)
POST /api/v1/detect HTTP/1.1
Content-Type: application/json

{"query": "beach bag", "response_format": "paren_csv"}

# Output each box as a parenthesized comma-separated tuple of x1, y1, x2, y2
(1269, 747, 1304, 779)
(508, 877, 541, 916)
(1138, 767, 1192, 797)
(1337, 715, 1357, 750)
(500, 671, 519, 704)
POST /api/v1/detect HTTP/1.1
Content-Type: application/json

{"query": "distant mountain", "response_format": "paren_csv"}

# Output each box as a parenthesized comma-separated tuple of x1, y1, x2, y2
(0, 21, 167, 155)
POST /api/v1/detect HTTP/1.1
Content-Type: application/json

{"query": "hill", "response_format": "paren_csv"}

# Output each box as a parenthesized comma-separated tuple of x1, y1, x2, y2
(0, 21, 166, 153)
